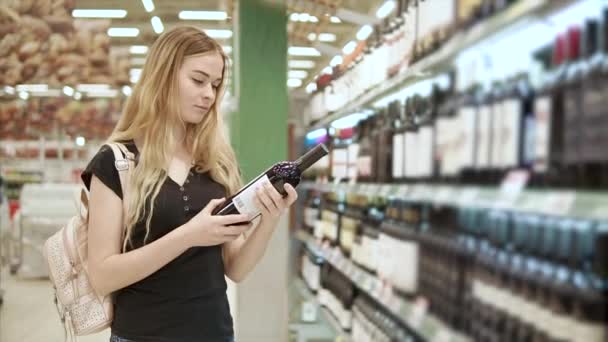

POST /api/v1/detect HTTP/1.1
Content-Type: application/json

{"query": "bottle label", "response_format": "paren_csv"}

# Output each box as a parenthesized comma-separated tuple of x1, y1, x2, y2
(502, 99, 522, 167)
(492, 101, 504, 167)
(533, 96, 552, 172)
(232, 175, 271, 215)
(477, 105, 492, 168)
(460, 106, 478, 169)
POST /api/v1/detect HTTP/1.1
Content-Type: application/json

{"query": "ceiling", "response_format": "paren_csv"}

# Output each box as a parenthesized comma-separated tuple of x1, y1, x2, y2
(73, 0, 385, 90)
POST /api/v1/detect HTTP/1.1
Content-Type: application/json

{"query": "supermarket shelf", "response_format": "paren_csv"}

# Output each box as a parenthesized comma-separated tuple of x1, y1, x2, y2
(306, 0, 576, 132)
(301, 181, 608, 220)
(295, 230, 470, 342)
(292, 276, 351, 342)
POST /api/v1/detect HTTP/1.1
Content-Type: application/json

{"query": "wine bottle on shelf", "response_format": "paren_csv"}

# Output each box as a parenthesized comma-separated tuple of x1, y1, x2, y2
(403, 97, 419, 181)
(570, 221, 608, 342)
(475, 85, 494, 185)
(375, 109, 393, 183)
(213, 144, 329, 220)
(581, 17, 607, 188)
(417, 91, 436, 181)
(562, 25, 584, 187)
(532, 35, 566, 188)
(390, 100, 406, 182)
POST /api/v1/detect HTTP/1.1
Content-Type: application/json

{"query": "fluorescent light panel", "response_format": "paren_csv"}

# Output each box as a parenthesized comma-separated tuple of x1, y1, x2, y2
(289, 60, 315, 69)
(330, 55, 343, 67)
(204, 29, 232, 39)
(76, 84, 110, 92)
(376, 0, 396, 19)
(287, 78, 303, 88)
(306, 83, 317, 94)
(151, 16, 164, 34)
(357, 25, 373, 40)
(288, 46, 321, 56)
(318, 33, 336, 42)
(72, 9, 127, 18)
(343, 40, 357, 54)
(16, 84, 48, 92)
(108, 27, 139, 37)
(288, 70, 308, 79)
(179, 11, 227, 20)
(130, 45, 148, 54)
(142, 0, 154, 12)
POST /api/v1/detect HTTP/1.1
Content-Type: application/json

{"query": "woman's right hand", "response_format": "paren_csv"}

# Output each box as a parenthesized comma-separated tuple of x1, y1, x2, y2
(181, 198, 253, 248)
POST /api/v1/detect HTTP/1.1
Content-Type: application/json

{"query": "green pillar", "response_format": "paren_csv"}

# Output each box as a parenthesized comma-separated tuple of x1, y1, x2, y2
(232, 0, 288, 180)
(230, 1, 289, 341)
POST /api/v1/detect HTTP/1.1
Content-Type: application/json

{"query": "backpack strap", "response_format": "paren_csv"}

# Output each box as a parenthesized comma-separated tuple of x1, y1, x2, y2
(106, 142, 134, 229)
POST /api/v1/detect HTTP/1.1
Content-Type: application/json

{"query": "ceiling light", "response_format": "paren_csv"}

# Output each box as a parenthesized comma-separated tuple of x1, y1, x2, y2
(18, 91, 29, 100)
(299, 13, 310, 22)
(222, 46, 232, 54)
(130, 45, 148, 54)
(318, 33, 336, 42)
(330, 55, 343, 67)
(4, 86, 15, 95)
(179, 11, 227, 20)
(288, 46, 321, 56)
(16, 84, 48, 92)
(308, 16, 318, 23)
(376, 0, 396, 19)
(122, 85, 132, 96)
(86, 89, 119, 98)
(290, 13, 299, 21)
(151, 16, 164, 34)
(63, 86, 74, 96)
(108, 28, 140, 37)
(75, 136, 86, 147)
(322, 66, 332, 74)
(76, 84, 110, 92)
(142, 0, 154, 12)
(306, 83, 317, 93)
(287, 78, 303, 88)
(330, 16, 341, 23)
(130, 69, 142, 83)
(342, 40, 357, 54)
(308, 33, 317, 41)
(357, 25, 373, 40)
(288, 60, 315, 69)
(72, 9, 127, 18)
(288, 70, 308, 79)
(74, 92, 82, 100)
(204, 29, 232, 39)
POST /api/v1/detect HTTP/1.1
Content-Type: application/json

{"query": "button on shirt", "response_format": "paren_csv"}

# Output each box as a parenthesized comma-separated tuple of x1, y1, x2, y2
(81, 141, 234, 342)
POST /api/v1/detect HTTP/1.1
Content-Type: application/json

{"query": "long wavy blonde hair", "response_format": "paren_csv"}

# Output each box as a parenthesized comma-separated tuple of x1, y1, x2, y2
(107, 26, 242, 251)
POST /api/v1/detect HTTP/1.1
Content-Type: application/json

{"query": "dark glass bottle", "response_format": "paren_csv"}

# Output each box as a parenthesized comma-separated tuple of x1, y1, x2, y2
(391, 100, 406, 182)
(581, 17, 607, 188)
(562, 26, 584, 186)
(213, 144, 328, 221)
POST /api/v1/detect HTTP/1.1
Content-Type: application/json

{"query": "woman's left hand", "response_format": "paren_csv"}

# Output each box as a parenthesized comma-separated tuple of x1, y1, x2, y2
(254, 181, 298, 221)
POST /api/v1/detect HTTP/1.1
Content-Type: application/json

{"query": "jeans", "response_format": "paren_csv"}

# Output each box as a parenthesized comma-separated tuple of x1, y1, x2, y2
(110, 333, 235, 342)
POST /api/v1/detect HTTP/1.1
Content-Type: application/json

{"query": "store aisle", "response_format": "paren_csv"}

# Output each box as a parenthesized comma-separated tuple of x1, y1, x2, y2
(0, 270, 110, 342)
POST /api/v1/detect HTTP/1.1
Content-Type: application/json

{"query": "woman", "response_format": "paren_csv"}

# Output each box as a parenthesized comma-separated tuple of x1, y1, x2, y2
(81, 26, 297, 342)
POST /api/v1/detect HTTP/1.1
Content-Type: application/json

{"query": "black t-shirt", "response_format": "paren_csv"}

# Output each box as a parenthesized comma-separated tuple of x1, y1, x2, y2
(81, 141, 234, 342)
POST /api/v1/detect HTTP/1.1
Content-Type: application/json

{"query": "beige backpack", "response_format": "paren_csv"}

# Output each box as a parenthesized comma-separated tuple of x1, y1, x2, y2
(43, 142, 134, 340)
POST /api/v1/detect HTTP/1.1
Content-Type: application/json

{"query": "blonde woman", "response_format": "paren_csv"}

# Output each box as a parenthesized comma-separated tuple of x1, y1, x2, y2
(81, 26, 297, 342)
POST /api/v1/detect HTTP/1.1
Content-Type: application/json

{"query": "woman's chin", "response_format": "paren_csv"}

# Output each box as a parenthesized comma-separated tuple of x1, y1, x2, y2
(183, 113, 206, 124)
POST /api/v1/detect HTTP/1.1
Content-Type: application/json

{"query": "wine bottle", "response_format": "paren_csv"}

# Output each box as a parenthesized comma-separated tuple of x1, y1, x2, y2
(212, 144, 329, 220)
